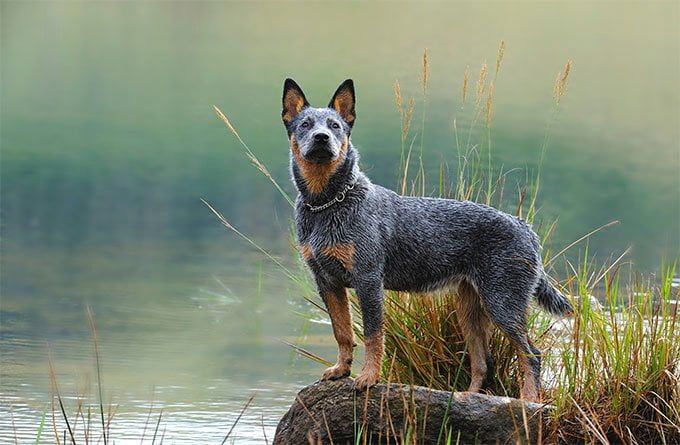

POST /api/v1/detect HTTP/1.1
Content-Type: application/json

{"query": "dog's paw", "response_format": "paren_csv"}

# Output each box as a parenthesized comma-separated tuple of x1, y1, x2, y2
(354, 368, 380, 390)
(322, 363, 351, 381)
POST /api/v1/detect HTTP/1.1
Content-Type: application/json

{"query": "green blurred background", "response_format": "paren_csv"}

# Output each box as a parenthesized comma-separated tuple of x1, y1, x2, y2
(1, 1, 678, 442)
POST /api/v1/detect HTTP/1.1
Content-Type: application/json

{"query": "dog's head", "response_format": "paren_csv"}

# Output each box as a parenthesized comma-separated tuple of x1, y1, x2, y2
(282, 79, 355, 164)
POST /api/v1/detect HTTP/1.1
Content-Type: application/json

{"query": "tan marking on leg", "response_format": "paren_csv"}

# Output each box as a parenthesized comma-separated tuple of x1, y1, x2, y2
(466, 335, 488, 393)
(454, 280, 492, 393)
(518, 353, 539, 402)
(355, 329, 384, 389)
(322, 289, 354, 380)
(298, 243, 313, 261)
(321, 242, 355, 271)
(290, 135, 348, 194)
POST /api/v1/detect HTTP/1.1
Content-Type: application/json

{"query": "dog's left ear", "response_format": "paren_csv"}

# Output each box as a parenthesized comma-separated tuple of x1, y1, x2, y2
(328, 79, 356, 127)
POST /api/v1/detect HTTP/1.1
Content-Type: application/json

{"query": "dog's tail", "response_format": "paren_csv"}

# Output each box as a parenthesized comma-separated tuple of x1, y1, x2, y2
(534, 277, 573, 316)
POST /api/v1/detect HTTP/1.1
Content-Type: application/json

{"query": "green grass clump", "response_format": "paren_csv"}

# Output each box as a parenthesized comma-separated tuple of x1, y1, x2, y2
(551, 262, 679, 443)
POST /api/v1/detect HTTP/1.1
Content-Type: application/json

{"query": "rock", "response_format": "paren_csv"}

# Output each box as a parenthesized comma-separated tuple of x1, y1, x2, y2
(274, 379, 552, 444)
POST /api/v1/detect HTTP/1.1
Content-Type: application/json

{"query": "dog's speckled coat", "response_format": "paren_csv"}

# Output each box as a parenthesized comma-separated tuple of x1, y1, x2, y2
(282, 78, 573, 401)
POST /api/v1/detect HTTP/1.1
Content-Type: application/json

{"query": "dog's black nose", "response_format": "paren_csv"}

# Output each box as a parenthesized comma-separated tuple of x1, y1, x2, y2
(313, 132, 330, 143)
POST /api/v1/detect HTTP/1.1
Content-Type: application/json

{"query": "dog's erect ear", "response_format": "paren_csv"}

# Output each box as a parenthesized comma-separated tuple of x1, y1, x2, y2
(282, 78, 309, 127)
(328, 79, 356, 126)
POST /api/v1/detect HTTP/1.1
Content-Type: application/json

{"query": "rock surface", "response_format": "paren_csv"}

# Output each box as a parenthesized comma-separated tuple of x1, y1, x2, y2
(274, 379, 551, 444)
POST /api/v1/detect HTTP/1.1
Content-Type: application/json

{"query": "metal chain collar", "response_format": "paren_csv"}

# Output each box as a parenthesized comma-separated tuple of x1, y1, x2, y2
(305, 182, 356, 212)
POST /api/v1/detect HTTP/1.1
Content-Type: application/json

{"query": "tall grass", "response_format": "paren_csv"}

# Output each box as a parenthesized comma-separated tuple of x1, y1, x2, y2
(551, 262, 679, 443)
(212, 43, 680, 443)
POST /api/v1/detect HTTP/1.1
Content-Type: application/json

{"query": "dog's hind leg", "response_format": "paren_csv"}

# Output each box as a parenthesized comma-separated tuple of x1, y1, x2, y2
(454, 279, 494, 393)
(476, 281, 541, 402)
(321, 286, 355, 380)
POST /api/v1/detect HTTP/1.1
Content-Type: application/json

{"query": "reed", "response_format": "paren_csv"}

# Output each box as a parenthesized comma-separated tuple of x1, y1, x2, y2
(37, 313, 257, 444)
(38, 308, 129, 444)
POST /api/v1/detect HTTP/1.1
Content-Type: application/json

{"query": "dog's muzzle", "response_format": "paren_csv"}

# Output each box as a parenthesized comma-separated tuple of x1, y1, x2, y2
(304, 133, 335, 163)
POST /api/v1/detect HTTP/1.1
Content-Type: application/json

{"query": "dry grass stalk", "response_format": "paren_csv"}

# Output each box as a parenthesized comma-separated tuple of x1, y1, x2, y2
(214, 105, 272, 180)
(394, 82, 415, 145)
(201, 199, 299, 282)
(213, 104, 240, 139)
(400, 135, 417, 196)
(48, 348, 76, 445)
(403, 97, 415, 140)
(461, 65, 470, 104)
(495, 40, 506, 77)
(221, 395, 255, 445)
(393, 81, 403, 116)
(485, 83, 495, 126)
(553, 60, 572, 104)
(421, 48, 429, 96)
(213, 104, 294, 207)
(475, 63, 488, 106)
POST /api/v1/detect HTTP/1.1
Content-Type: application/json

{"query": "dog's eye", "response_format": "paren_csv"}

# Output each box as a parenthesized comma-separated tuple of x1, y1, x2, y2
(332, 122, 341, 129)
(301, 121, 310, 128)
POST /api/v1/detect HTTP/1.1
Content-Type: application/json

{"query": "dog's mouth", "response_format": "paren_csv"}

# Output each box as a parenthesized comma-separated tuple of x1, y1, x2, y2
(303, 144, 335, 163)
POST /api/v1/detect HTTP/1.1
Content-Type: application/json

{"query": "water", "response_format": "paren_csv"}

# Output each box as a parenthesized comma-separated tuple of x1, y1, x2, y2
(1, 2, 678, 443)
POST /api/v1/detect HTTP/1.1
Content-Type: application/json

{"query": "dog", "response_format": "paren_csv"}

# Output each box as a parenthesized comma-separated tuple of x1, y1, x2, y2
(282, 78, 573, 402)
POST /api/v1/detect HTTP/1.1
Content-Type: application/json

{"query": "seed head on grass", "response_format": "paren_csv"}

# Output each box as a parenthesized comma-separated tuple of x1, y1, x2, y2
(461, 65, 470, 104)
(553, 60, 572, 105)
(403, 97, 415, 139)
(484, 83, 495, 126)
(395, 78, 416, 193)
(484, 40, 505, 126)
(495, 40, 505, 78)
(421, 48, 429, 96)
(393, 82, 415, 144)
(475, 63, 488, 107)
(415, 47, 430, 197)
(394, 80, 403, 115)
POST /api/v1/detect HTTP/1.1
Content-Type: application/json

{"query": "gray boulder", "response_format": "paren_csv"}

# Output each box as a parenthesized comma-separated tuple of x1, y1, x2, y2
(274, 379, 551, 444)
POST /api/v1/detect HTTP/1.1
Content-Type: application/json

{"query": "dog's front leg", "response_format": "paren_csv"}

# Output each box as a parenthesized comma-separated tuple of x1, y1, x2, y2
(320, 285, 355, 380)
(354, 279, 384, 390)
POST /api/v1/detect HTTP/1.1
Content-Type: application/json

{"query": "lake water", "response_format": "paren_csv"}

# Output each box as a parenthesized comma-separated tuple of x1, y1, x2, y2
(1, 2, 678, 443)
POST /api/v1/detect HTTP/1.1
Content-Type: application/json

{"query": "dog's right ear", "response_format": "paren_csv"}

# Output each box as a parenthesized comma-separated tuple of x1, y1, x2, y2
(282, 78, 309, 128)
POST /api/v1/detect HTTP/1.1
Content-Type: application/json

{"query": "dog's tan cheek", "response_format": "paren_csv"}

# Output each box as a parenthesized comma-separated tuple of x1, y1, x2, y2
(290, 134, 300, 156)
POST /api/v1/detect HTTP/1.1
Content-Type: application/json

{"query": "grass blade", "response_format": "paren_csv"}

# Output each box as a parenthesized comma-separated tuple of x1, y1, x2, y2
(221, 395, 255, 445)
(35, 407, 48, 444)
(213, 105, 294, 207)
(86, 306, 107, 445)
(47, 348, 76, 444)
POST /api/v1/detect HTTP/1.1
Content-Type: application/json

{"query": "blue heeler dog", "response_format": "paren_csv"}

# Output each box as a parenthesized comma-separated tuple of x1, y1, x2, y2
(282, 78, 573, 402)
